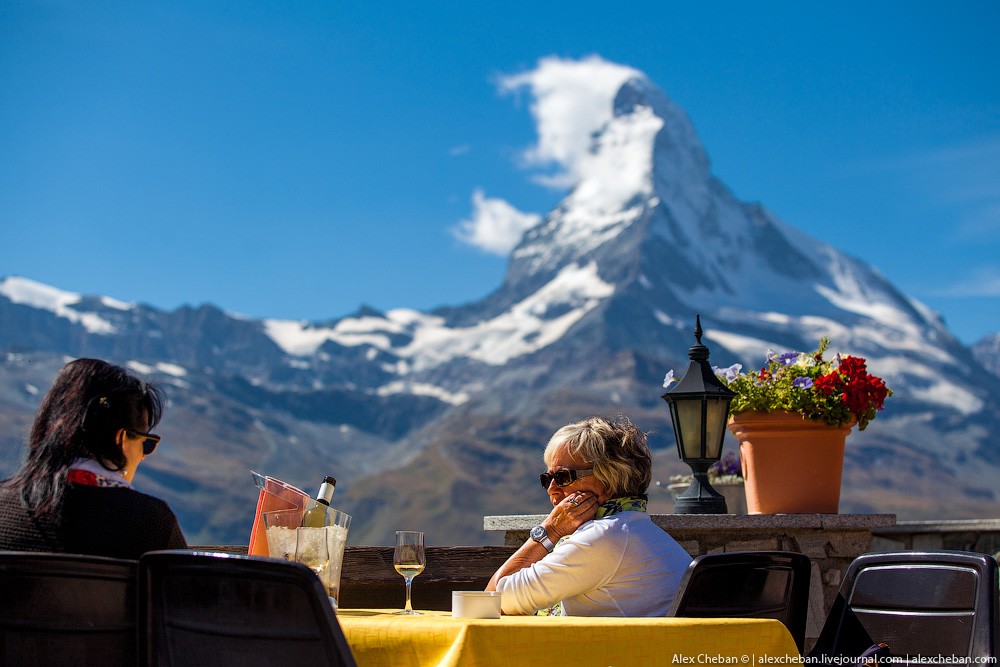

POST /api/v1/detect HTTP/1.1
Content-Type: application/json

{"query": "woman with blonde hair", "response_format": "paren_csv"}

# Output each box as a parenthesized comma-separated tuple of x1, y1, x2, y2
(487, 415, 690, 616)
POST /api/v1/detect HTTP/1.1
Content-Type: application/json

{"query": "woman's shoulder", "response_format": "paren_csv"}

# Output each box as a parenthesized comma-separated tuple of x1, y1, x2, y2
(61, 485, 186, 557)
(585, 511, 679, 546)
(0, 482, 19, 502)
(576, 511, 644, 540)
(66, 484, 178, 518)
(590, 510, 650, 529)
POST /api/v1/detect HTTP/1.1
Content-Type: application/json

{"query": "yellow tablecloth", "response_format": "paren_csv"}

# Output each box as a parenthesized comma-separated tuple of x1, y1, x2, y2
(337, 609, 802, 667)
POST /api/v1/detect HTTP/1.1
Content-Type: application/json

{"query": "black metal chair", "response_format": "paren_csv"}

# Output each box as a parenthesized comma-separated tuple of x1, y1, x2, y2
(667, 550, 811, 652)
(0, 551, 138, 667)
(139, 550, 357, 667)
(808, 550, 999, 661)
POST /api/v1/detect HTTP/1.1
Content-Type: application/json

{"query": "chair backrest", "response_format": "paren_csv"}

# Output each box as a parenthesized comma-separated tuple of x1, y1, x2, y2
(809, 550, 999, 660)
(667, 550, 811, 652)
(139, 550, 356, 667)
(0, 551, 138, 667)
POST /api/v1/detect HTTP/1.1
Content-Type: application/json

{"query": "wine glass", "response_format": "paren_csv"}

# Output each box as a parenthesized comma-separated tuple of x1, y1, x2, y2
(393, 530, 425, 615)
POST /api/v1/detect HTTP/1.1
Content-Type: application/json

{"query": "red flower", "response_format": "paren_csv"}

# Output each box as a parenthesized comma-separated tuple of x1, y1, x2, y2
(868, 376, 890, 410)
(838, 355, 868, 379)
(842, 379, 872, 415)
(813, 372, 842, 396)
(840, 373, 890, 415)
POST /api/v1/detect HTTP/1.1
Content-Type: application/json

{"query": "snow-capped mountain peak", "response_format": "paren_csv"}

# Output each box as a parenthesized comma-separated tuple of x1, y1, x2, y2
(264, 261, 614, 371)
(264, 72, 976, 417)
(0, 275, 130, 334)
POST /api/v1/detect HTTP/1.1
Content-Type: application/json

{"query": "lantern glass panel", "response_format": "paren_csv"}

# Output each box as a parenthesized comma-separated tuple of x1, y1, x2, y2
(703, 398, 728, 459)
(675, 400, 704, 458)
(674, 397, 729, 460)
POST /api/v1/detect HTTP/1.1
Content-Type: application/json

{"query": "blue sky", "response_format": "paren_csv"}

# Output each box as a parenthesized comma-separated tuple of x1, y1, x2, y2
(1, 1, 997, 344)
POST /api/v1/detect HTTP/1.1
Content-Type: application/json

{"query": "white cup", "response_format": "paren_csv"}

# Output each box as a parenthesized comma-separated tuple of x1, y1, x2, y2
(452, 591, 501, 619)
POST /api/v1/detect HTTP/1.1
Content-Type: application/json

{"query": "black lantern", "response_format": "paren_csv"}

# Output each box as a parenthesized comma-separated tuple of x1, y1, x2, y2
(661, 315, 736, 514)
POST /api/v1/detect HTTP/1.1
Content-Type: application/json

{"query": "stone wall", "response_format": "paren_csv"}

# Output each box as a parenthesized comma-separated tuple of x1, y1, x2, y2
(872, 519, 1000, 556)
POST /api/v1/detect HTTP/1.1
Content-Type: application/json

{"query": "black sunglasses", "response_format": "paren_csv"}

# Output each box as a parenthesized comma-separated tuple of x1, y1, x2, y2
(128, 430, 161, 456)
(539, 468, 593, 489)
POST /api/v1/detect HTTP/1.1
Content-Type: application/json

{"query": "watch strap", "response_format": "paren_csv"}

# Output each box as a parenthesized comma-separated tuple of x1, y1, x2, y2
(531, 526, 554, 552)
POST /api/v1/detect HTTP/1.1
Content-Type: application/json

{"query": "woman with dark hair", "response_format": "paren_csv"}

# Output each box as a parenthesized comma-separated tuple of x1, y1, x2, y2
(487, 415, 691, 616)
(0, 358, 187, 558)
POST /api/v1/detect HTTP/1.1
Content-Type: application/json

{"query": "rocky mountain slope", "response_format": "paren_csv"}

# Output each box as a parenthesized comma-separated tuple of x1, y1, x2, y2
(973, 333, 1000, 378)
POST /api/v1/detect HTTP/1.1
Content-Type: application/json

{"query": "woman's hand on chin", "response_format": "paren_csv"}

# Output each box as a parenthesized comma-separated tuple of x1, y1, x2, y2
(542, 491, 598, 540)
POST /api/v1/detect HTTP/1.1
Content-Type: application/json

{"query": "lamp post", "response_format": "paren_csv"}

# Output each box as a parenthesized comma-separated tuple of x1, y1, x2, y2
(662, 315, 736, 514)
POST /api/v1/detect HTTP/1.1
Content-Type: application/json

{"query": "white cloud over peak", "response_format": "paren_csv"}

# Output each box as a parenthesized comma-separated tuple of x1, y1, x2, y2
(453, 56, 649, 256)
(499, 55, 642, 187)
(453, 189, 542, 255)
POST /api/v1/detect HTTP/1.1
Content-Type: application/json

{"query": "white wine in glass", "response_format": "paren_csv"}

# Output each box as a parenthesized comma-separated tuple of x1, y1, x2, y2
(393, 530, 425, 615)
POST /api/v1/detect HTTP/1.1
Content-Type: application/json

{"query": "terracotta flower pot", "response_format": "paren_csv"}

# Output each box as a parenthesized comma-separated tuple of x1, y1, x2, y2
(728, 411, 853, 514)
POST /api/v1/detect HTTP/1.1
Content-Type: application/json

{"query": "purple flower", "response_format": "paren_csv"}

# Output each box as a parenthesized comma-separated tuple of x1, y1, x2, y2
(713, 363, 743, 382)
(709, 451, 742, 478)
(792, 377, 814, 390)
(778, 352, 799, 366)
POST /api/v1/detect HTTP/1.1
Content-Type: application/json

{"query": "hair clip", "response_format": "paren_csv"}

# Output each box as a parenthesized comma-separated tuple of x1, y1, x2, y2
(82, 396, 110, 433)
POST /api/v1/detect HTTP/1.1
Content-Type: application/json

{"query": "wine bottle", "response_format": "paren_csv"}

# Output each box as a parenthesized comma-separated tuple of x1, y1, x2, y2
(301, 475, 336, 527)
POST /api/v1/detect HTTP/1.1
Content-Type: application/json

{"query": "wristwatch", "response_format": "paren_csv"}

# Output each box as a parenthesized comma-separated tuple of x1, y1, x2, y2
(529, 525, 554, 553)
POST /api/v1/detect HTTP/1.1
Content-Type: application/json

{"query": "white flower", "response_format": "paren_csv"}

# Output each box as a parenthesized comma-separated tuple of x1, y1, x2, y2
(794, 353, 814, 368)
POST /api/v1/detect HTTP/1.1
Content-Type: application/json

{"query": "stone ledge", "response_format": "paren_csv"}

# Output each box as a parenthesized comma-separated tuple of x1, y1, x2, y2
(876, 519, 1000, 534)
(485, 513, 897, 534)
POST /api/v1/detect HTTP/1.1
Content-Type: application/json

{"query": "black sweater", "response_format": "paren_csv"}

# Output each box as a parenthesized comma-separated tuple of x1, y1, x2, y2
(0, 482, 187, 559)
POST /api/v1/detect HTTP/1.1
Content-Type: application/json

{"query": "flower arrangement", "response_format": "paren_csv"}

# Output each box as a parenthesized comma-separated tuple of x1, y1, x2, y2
(668, 451, 743, 486)
(714, 337, 892, 431)
(664, 337, 892, 431)
(708, 450, 743, 481)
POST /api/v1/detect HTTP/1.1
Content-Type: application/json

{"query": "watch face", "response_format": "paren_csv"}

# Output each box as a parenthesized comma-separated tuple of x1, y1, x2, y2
(531, 526, 545, 540)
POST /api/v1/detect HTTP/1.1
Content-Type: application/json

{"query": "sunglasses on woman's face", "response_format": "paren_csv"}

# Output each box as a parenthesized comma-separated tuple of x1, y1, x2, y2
(128, 430, 161, 456)
(539, 468, 593, 489)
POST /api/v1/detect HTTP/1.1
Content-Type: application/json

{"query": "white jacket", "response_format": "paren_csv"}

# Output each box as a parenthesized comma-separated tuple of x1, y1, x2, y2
(496, 511, 692, 616)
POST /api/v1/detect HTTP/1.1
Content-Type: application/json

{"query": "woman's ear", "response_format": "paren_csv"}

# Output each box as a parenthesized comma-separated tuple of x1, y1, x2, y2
(114, 428, 127, 448)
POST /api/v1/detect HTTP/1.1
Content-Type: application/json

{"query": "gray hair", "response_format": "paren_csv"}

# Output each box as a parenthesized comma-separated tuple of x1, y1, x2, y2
(543, 415, 651, 497)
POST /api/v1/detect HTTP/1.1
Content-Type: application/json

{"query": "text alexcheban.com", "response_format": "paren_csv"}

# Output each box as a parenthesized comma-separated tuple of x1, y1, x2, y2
(670, 655, 999, 666)
(798, 657, 997, 666)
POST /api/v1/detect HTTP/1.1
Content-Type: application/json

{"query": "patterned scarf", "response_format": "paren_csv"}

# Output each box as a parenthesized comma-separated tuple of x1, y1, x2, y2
(66, 458, 133, 489)
(595, 495, 647, 518)
(535, 495, 648, 616)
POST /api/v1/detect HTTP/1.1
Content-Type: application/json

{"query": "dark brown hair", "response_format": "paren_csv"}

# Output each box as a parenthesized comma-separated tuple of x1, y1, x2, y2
(8, 358, 164, 517)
